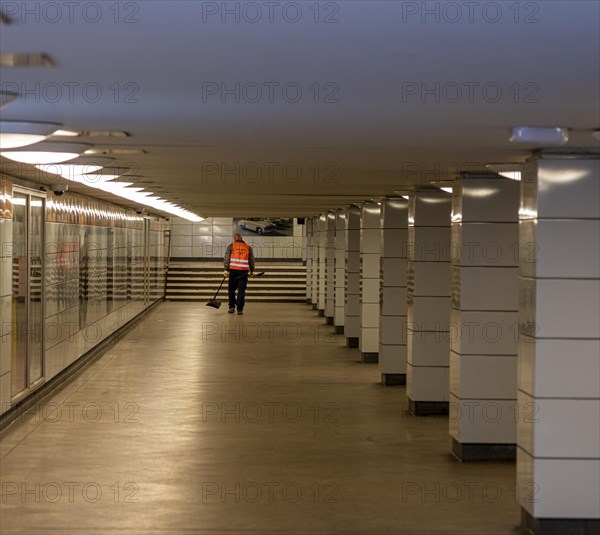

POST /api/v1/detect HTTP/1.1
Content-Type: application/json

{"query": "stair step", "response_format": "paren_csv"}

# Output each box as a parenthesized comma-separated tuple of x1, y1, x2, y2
(166, 261, 306, 303)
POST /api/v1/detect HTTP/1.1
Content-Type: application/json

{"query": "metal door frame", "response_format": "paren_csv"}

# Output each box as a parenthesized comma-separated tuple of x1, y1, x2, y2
(11, 186, 46, 403)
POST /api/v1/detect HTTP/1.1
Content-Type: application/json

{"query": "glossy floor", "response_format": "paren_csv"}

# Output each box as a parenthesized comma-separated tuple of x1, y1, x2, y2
(0, 302, 523, 535)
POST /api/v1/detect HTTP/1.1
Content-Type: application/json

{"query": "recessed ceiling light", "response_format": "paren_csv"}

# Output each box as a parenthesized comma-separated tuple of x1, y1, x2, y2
(52, 129, 80, 137)
(1, 142, 92, 164)
(0, 121, 64, 149)
(35, 156, 117, 183)
(485, 163, 522, 181)
(509, 126, 569, 146)
(0, 53, 56, 67)
(440, 187, 453, 193)
(84, 148, 146, 156)
(0, 91, 18, 109)
(80, 131, 130, 138)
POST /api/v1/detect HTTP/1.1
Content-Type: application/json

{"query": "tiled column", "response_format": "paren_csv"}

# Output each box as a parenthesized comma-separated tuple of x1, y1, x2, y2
(379, 197, 409, 385)
(334, 209, 346, 334)
(406, 189, 452, 415)
(344, 206, 361, 348)
(317, 214, 327, 316)
(305, 218, 313, 304)
(517, 154, 600, 534)
(310, 217, 318, 308)
(325, 212, 336, 325)
(359, 202, 381, 363)
(0, 177, 13, 414)
(449, 176, 520, 461)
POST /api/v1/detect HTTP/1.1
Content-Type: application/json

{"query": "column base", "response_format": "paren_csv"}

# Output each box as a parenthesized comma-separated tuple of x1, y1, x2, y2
(521, 508, 600, 535)
(318, 309, 325, 317)
(334, 326, 344, 335)
(452, 438, 516, 462)
(325, 316, 334, 325)
(408, 399, 449, 416)
(361, 352, 378, 364)
(381, 373, 406, 386)
(312, 303, 317, 310)
(306, 298, 312, 305)
(346, 337, 359, 348)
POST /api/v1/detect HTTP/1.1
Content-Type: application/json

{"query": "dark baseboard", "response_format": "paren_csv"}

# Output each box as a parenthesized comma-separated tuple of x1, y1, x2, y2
(408, 399, 449, 416)
(318, 309, 325, 317)
(325, 316, 334, 325)
(0, 299, 163, 432)
(361, 352, 379, 364)
(381, 373, 406, 386)
(334, 326, 344, 335)
(521, 508, 600, 535)
(306, 299, 312, 305)
(346, 337, 359, 348)
(452, 439, 516, 462)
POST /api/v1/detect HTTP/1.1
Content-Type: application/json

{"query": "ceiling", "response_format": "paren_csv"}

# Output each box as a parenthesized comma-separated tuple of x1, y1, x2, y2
(1, 0, 599, 217)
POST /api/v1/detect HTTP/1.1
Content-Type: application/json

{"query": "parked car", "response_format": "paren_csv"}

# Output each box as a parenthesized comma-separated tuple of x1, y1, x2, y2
(237, 219, 275, 234)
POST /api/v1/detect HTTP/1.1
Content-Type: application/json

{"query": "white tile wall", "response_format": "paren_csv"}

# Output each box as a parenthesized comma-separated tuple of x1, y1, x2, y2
(518, 449, 600, 518)
(317, 215, 327, 311)
(334, 210, 346, 327)
(359, 203, 381, 354)
(406, 365, 449, 401)
(450, 177, 520, 449)
(169, 216, 305, 259)
(325, 213, 336, 318)
(517, 156, 600, 522)
(450, 353, 517, 399)
(344, 207, 361, 340)
(406, 191, 451, 403)
(518, 338, 600, 399)
(305, 218, 313, 301)
(449, 394, 517, 444)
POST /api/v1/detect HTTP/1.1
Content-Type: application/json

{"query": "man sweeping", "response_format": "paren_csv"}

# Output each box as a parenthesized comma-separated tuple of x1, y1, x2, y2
(224, 233, 255, 315)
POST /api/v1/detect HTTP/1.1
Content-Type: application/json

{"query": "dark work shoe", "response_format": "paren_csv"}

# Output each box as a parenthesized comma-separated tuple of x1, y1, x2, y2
(228, 308, 235, 314)
(237, 310, 244, 315)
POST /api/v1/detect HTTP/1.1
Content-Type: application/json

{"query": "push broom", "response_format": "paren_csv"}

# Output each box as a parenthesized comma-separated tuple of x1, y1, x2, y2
(206, 272, 266, 309)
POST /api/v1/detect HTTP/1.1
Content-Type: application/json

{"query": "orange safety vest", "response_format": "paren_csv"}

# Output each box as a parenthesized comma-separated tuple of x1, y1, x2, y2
(229, 241, 251, 271)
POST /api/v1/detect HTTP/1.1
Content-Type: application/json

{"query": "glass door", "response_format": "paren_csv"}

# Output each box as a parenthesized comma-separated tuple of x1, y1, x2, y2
(11, 190, 45, 400)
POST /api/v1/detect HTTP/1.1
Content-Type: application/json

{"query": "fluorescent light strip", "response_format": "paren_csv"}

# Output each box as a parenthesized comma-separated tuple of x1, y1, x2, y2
(36, 161, 202, 220)
(91, 180, 203, 221)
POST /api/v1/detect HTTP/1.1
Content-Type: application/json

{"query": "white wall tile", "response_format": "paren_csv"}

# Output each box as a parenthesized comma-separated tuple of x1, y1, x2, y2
(449, 393, 517, 444)
(450, 353, 517, 399)
(406, 365, 449, 401)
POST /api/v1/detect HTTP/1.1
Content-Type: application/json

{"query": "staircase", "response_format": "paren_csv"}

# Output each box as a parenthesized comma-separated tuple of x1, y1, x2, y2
(166, 261, 307, 302)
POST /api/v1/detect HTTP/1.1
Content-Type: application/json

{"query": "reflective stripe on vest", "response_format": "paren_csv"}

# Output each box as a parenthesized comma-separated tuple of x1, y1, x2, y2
(230, 241, 250, 271)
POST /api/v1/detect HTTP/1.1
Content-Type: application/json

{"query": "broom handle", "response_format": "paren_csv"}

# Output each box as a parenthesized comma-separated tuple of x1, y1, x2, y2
(213, 275, 227, 300)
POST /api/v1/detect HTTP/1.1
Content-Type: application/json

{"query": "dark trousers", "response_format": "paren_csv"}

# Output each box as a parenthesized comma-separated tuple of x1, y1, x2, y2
(228, 270, 249, 310)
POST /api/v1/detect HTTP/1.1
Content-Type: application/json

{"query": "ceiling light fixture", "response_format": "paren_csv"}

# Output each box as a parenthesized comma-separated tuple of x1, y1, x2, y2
(85, 148, 146, 156)
(1, 142, 92, 164)
(84, 180, 203, 221)
(509, 126, 569, 146)
(0, 121, 63, 149)
(52, 129, 80, 137)
(80, 130, 130, 138)
(440, 187, 453, 193)
(0, 53, 56, 67)
(485, 163, 522, 181)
